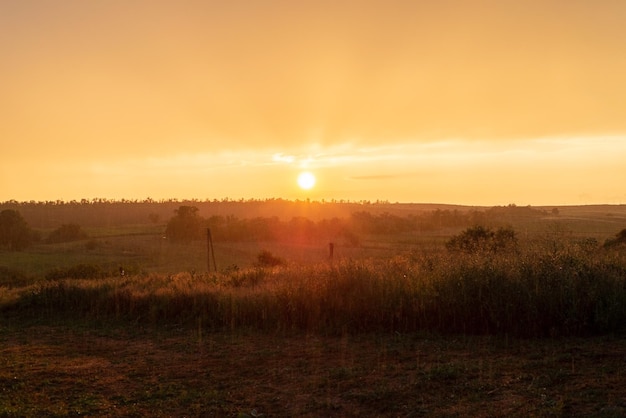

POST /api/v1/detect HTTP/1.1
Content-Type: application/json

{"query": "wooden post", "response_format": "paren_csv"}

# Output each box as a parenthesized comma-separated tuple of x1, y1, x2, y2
(207, 228, 217, 272)
(329, 242, 334, 261)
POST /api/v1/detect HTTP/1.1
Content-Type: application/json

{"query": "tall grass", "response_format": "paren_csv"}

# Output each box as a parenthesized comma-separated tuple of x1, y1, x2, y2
(4, 244, 626, 338)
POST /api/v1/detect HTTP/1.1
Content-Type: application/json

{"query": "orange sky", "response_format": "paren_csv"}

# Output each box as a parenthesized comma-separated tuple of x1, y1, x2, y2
(2, 0, 625, 205)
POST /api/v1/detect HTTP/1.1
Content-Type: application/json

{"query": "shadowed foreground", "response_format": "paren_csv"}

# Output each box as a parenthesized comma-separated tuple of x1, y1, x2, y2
(1, 321, 624, 417)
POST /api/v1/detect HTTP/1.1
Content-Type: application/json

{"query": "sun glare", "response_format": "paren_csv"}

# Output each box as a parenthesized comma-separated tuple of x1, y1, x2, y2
(297, 171, 316, 190)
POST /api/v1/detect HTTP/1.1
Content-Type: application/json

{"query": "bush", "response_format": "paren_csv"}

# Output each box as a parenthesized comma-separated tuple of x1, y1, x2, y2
(255, 250, 285, 267)
(604, 228, 626, 248)
(0, 266, 32, 288)
(446, 225, 517, 254)
(45, 224, 88, 244)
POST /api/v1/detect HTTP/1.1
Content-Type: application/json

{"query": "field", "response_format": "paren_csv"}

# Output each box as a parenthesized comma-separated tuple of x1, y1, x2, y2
(1, 201, 626, 416)
(2, 321, 625, 417)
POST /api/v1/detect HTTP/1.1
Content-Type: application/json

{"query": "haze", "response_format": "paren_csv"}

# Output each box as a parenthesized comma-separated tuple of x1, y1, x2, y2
(2, 0, 625, 205)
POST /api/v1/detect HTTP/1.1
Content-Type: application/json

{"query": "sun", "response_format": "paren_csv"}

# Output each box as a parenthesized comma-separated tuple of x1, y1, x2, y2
(297, 171, 316, 190)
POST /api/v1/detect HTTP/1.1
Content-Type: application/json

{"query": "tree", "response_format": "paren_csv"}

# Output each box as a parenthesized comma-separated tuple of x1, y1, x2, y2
(165, 206, 205, 243)
(45, 223, 88, 244)
(0, 209, 34, 251)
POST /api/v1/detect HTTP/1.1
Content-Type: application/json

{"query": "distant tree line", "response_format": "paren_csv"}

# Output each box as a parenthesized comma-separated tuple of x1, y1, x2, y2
(165, 205, 357, 245)
(1, 198, 553, 231)
(164, 205, 540, 245)
(0, 198, 389, 229)
(349, 209, 484, 234)
(0, 202, 566, 252)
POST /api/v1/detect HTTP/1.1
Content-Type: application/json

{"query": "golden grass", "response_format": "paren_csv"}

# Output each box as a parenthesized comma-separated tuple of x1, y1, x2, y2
(5, 241, 626, 338)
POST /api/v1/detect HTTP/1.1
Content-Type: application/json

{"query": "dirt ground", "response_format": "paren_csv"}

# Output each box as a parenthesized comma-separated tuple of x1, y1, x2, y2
(1, 321, 625, 417)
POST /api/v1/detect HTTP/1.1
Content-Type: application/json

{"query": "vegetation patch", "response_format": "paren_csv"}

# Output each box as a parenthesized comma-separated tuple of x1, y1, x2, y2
(6, 241, 626, 338)
(44, 223, 88, 244)
(604, 228, 626, 248)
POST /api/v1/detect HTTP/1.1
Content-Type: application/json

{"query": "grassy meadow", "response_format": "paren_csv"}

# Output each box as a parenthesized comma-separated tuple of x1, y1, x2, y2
(1, 202, 626, 416)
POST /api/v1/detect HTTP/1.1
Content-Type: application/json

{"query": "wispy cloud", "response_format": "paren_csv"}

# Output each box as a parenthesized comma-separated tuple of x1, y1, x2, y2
(349, 173, 415, 181)
(269, 136, 626, 169)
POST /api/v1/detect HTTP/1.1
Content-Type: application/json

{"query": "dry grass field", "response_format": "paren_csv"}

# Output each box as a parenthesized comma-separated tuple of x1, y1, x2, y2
(1, 202, 626, 416)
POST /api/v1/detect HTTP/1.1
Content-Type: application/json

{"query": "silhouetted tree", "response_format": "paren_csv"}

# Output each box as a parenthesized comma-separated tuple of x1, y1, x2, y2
(0, 209, 35, 251)
(165, 206, 205, 243)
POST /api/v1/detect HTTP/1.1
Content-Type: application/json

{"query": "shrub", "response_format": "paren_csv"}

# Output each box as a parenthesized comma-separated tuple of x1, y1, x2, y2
(446, 225, 517, 254)
(604, 228, 626, 248)
(0, 266, 32, 288)
(45, 223, 88, 244)
(255, 250, 285, 267)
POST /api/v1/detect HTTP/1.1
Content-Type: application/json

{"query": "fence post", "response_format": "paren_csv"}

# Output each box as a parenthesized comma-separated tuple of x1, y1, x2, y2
(207, 228, 217, 272)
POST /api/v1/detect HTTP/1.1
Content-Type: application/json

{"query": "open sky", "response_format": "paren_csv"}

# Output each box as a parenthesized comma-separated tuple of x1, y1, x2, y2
(2, 0, 625, 205)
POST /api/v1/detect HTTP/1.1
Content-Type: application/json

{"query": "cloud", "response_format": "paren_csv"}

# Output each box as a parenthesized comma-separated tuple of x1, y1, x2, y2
(348, 174, 413, 181)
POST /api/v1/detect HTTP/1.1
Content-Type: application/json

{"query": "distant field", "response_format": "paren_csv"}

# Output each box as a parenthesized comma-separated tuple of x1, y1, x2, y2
(1, 203, 625, 280)
(537, 205, 626, 237)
